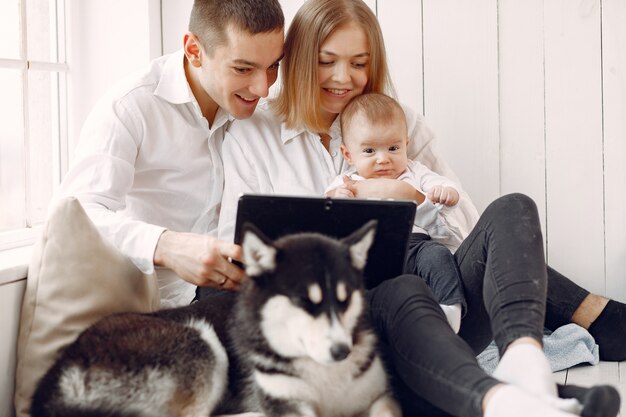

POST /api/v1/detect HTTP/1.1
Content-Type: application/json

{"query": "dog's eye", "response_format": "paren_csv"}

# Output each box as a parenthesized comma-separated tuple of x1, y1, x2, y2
(336, 282, 348, 303)
(307, 284, 323, 305)
(336, 294, 350, 308)
(298, 296, 322, 313)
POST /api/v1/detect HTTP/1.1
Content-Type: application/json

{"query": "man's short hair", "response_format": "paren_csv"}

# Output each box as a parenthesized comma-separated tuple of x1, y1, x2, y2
(189, 0, 284, 54)
(341, 93, 407, 139)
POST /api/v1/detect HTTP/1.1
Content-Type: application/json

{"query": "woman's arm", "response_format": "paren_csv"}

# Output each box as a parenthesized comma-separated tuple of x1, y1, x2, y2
(350, 178, 426, 204)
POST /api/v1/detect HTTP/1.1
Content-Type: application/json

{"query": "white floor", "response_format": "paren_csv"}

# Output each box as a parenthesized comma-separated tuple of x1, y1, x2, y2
(554, 361, 626, 416)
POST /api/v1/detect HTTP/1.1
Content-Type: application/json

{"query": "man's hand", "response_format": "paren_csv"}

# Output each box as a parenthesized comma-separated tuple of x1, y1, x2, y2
(154, 231, 244, 290)
(427, 186, 459, 207)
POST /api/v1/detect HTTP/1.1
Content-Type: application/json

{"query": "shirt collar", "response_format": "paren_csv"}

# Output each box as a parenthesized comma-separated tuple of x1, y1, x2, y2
(280, 122, 305, 144)
(280, 113, 343, 144)
(154, 49, 234, 129)
(213, 107, 235, 131)
(154, 49, 195, 104)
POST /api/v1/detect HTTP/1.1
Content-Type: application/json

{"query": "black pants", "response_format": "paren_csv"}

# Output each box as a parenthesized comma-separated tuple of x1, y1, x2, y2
(366, 193, 551, 417)
(404, 234, 467, 313)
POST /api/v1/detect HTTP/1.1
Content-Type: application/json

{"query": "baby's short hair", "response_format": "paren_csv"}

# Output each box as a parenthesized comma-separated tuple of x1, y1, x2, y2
(340, 93, 407, 140)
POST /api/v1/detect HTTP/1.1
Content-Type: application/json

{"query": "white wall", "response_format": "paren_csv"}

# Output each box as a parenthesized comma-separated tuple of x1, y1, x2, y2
(66, 0, 162, 154)
(381, 0, 626, 300)
(160, 0, 626, 301)
(0, 5, 165, 416)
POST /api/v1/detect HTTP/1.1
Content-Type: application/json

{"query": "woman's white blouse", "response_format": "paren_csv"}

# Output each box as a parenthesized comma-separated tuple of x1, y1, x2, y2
(218, 102, 480, 249)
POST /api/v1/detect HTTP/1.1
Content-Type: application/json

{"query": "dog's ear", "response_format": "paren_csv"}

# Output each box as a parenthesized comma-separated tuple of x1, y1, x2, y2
(342, 220, 377, 271)
(241, 223, 277, 277)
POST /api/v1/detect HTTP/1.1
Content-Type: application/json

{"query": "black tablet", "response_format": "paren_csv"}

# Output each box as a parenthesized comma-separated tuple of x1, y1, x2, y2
(234, 194, 416, 289)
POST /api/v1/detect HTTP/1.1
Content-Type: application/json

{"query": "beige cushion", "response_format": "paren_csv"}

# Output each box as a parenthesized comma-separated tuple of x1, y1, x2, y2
(14, 197, 160, 417)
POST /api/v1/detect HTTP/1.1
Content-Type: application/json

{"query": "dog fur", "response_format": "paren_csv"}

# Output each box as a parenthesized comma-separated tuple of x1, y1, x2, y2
(31, 221, 401, 417)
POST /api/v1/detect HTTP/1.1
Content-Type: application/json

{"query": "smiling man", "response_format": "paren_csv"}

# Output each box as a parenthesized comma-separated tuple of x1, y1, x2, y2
(58, 0, 284, 307)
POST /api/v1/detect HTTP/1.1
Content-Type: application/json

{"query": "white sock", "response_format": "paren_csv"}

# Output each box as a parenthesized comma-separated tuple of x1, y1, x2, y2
(439, 303, 462, 334)
(484, 385, 581, 417)
(493, 343, 582, 413)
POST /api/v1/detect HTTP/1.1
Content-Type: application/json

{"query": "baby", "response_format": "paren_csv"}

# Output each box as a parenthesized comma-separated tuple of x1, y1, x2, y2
(326, 93, 465, 333)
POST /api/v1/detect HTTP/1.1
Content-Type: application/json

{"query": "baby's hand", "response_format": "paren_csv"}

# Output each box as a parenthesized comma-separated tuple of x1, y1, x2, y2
(428, 186, 459, 206)
(325, 176, 356, 198)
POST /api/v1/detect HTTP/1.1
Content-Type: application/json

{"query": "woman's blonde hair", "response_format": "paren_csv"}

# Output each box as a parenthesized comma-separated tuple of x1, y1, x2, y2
(272, 0, 394, 133)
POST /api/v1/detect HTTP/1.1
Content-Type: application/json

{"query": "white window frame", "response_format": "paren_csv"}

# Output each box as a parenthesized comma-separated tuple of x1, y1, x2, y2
(0, 0, 68, 252)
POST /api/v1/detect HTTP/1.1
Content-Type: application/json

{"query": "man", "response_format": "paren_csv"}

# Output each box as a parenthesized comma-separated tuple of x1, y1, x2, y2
(59, 0, 284, 307)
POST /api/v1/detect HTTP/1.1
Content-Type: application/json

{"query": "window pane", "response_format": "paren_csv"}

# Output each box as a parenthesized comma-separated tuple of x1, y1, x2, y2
(0, 0, 21, 59)
(0, 69, 26, 231)
(27, 70, 60, 225)
(27, 0, 63, 62)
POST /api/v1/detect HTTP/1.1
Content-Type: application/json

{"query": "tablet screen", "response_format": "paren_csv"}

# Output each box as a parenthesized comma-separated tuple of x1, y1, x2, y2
(234, 194, 416, 289)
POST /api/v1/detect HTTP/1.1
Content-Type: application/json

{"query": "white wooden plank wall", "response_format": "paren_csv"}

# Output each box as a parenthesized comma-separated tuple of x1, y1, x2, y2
(544, 0, 604, 295)
(376, 0, 626, 301)
(377, 0, 424, 115)
(603, 0, 626, 304)
(421, 0, 501, 213)
(160, 0, 625, 302)
(498, 0, 547, 240)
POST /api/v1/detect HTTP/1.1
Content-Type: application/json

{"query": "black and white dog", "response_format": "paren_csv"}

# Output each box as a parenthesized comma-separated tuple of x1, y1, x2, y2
(32, 220, 401, 417)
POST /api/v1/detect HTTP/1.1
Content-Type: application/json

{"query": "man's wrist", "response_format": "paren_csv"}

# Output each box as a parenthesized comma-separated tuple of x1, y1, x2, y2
(153, 229, 171, 266)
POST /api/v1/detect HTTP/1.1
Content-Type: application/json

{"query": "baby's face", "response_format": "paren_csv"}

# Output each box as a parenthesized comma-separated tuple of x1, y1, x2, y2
(341, 114, 408, 179)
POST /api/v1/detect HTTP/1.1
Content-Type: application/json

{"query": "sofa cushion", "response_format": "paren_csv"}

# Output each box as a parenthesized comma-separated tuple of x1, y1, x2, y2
(14, 197, 160, 417)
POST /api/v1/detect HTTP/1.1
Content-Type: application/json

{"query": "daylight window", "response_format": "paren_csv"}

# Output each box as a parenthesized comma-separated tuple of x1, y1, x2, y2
(0, 0, 67, 250)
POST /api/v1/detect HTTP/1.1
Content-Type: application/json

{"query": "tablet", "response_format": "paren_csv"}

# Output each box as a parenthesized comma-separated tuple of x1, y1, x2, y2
(234, 194, 416, 289)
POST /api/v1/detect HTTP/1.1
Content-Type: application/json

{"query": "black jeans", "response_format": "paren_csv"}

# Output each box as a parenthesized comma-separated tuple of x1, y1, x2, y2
(366, 193, 549, 417)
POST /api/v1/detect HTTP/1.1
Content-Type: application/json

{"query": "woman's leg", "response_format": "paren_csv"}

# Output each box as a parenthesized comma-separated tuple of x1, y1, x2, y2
(545, 266, 590, 329)
(449, 193, 619, 416)
(453, 191, 620, 353)
(451, 193, 570, 403)
(367, 275, 498, 417)
(455, 193, 546, 355)
(367, 275, 591, 417)
(546, 266, 626, 361)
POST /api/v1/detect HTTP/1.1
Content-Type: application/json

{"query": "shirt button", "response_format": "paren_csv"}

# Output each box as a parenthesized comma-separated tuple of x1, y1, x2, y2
(331, 151, 337, 157)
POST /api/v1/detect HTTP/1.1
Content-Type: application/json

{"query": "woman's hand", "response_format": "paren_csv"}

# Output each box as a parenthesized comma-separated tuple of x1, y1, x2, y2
(350, 178, 425, 205)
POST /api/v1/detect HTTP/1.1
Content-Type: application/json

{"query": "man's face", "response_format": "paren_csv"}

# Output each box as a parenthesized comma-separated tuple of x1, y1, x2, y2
(341, 112, 409, 180)
(196, 26, 284, 120)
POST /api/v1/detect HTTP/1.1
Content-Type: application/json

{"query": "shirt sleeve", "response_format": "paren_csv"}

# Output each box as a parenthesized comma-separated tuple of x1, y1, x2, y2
(403, 105, 480, 242)
(403, 161, 464, 249)
(58, 94, 166, 274)
(407, 159, 459, 194)
(324, 174, 346, 195)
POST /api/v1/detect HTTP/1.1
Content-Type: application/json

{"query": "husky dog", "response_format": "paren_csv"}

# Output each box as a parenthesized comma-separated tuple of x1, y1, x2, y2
(32, 220, 401, 417)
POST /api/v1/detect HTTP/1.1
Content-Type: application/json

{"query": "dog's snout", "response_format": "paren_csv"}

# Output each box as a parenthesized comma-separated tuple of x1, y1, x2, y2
(330, 343, 351, 361)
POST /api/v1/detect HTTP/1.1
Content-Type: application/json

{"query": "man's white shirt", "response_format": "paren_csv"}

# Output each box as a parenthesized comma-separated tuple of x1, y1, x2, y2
(59, 50, 232, 307)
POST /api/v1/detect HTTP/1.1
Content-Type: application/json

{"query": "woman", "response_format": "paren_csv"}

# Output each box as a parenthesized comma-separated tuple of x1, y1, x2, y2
(218, 0, 621, 415)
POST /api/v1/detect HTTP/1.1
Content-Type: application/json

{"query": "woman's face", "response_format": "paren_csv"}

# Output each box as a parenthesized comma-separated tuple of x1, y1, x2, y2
(317, 22, 370, 126)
